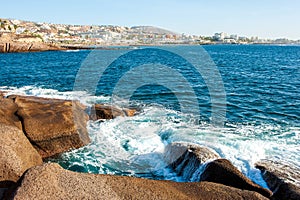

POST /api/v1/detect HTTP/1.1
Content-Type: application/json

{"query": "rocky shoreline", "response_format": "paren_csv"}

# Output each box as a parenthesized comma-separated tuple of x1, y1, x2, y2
(0, 92, 299, 199)
(0, 33, 64, 53)
(0, 41, 64, 53)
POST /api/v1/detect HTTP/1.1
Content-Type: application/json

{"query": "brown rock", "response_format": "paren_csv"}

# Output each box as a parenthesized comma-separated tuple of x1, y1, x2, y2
(0, 94, 41, 186)
(0, 123, 43, 185)
(164, 142, 220, 181)
(200, 159, 272, 198)
(0, 40, 64, 53)
(0, 96, 22, 129)
(255, 159, 300, 200)
(11, 163, 269, 200)
(123, 107, 137, 117)
(10, 95, 90, 158)
(90, 104, 136, 120)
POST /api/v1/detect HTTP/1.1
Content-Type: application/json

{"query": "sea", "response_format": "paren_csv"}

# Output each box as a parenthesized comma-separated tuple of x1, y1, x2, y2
(0, 45, 299, 188)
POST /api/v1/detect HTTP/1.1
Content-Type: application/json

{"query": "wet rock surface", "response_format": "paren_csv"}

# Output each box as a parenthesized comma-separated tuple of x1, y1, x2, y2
(164, 142, 220, 181)
(200, 159, 272, 198)
(90, 104, 137, 120)
(255, 159, 300, 200)
(165, 143, 272, 198)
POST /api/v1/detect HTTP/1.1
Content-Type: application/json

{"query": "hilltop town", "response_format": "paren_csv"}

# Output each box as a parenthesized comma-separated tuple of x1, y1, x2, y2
(0, 18, 299, 50)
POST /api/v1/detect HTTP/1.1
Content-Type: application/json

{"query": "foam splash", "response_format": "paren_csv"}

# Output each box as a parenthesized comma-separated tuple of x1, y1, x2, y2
(0, 85, 111, 105)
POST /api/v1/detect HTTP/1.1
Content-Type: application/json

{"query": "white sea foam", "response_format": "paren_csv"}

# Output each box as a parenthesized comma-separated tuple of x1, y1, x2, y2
(2, 86, 299, 188)
(0, 85, 111, 105)
(82, 104, 299, 187)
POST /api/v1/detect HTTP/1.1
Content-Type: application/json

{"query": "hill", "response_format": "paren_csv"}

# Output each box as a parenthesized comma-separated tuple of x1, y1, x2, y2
(131, 26, 179, 35)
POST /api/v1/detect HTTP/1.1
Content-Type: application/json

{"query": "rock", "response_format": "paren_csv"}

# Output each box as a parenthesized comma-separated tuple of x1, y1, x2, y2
(0, 188, 7, 199)
(255, 159, 300, 200)
(0, 96, 22, 129)
(0, 38, 64, 53)
(0, 95, 42, 186)
(0, 42, 49, 53)
(10, 95, 90, 158)
(90, 104, 136, 120)
(123, 108, 137, 117)
(200, 159, 272, 198)
(0, 123, 43, 185)
(164, 142, 220, 181)
(11, 163, 269, 200)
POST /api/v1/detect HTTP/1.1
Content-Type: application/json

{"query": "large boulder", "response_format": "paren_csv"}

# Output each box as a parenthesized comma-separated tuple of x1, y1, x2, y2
(0, 95, 42, 185)
(164, 142, 220, 181)
(255, 159, 300, 200)
(10, 163, 269, 200)
(90, 104, 136, 120)
(0, 95, 22, 129)
(0, 123, 43, 185)
(10, 95, 90, 158)
(200, 159, 272, 198)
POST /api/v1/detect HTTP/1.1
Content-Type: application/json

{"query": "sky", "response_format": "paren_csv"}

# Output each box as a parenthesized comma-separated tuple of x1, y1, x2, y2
(1, 0, 300, 40)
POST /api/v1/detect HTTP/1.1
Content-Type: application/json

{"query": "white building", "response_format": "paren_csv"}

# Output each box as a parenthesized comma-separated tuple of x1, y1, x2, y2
(214, 32, 228, 40)
(15, 27, 26, 34)
(230, 34, 238, 40)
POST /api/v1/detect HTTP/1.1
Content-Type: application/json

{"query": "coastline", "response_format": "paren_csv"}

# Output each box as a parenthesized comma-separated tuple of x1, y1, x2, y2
(0, 17, 299, 54)
(1, 31, 299, 54)
(0, 92, 299, 199)
(0, 41, 65, 53)
(0, 33, 66, 53)
(1, 42, 299, 54)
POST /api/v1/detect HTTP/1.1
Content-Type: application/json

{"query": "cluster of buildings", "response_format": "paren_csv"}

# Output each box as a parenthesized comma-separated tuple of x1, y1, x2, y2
(0, 18, 299, 45)
(212, 32, 295, 44)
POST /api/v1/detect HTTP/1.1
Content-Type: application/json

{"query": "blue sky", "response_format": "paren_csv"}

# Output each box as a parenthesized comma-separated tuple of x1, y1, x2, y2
(2, 0, 299, 39)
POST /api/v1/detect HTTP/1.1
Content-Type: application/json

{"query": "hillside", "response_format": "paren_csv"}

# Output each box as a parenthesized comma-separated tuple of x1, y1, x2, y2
(0, 18, 200, 48)
(131, 26, 179, 35)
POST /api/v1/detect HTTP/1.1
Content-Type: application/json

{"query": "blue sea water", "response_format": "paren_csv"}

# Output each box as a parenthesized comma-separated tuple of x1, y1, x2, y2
(0, 45, 299, 187)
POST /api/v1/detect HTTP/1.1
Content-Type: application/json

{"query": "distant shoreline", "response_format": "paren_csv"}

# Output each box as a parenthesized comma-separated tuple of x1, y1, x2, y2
(1, 17, 299, 53)
(1, 41, 299, 53)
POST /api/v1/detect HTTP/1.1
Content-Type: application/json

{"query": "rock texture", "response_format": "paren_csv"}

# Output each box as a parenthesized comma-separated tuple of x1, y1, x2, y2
(0, 124, 43, 184)
(0, 95, 22, 129)
(255, 159, 300, 200)
(90, 104, 136, 120)
(200, 159, 272, 198)
(164, 142, 220, 181)
(10, 163, 269, 200)
(0, 96, 43, 185)
(11, 95, 90, 158)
